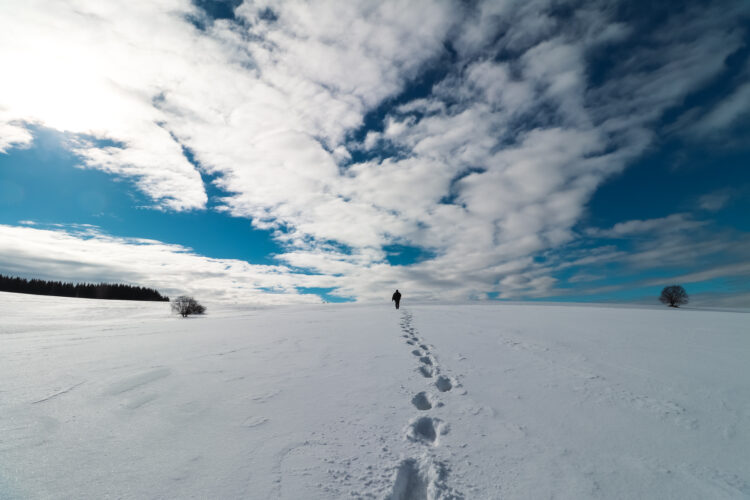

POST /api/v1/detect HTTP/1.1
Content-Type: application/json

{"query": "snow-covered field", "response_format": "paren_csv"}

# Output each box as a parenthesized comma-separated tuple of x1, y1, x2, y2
(1, 292, 748, 499)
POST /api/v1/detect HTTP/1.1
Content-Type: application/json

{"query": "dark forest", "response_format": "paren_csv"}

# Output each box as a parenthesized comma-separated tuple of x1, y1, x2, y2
(0, 274, 169, 302)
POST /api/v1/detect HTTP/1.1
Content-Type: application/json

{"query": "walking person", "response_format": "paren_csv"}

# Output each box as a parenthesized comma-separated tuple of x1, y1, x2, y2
(392, 289, 401, 309)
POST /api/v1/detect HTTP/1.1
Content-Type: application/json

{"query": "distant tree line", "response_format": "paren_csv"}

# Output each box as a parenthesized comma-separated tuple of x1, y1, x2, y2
(0, 273, 169, 302)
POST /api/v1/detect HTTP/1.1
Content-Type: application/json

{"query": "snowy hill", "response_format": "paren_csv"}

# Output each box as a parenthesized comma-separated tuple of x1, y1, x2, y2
(1, 292, 748, 499)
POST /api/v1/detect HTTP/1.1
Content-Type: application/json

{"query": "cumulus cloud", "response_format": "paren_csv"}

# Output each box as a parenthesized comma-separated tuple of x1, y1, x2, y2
(0, 1, 209, 210)
(0, 0, 748, 302)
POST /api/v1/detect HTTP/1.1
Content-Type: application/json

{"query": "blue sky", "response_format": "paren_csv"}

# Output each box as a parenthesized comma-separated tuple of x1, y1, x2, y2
(0, 0, 748, 306)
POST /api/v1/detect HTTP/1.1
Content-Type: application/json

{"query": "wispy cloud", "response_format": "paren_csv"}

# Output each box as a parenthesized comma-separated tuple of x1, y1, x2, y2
(698, 190, 733, 212)
(586, 214, 706, 238)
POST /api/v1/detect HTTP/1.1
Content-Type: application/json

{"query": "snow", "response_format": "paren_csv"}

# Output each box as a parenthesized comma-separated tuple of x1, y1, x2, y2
(1, 291, 748, 499)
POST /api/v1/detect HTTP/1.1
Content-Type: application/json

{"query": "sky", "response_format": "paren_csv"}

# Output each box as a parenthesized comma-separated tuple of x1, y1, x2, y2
(0, 0, 749, 306)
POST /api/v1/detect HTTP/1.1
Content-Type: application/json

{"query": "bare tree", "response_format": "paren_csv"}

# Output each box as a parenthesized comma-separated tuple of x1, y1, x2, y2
(171, 295, 206, 317)
(659, 285, 688, 308)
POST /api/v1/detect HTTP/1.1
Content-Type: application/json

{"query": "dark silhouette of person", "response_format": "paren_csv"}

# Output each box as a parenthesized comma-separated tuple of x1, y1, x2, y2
(392, 289, 401, 309)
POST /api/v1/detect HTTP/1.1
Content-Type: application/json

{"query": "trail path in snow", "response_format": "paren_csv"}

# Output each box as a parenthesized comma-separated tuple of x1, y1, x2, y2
(386, 309, 464, 499)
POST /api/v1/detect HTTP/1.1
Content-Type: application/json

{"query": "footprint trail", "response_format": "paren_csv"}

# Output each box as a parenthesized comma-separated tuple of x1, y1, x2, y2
(384, 309, 464, 498)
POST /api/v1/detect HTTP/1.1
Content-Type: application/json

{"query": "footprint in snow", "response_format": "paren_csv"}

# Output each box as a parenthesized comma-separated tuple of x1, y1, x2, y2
(411, 392, 433, 411)
(411, 349, 422, 356)
(389, 459, 428, 500)
(406, 416, 446, 446)
(419, 366, 434, 378)
(435, 375, 453, 392)
(388, 457, 461, 500)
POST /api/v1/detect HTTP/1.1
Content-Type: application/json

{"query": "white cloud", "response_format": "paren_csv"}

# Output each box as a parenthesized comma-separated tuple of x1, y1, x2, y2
(696, 82, 750, 134)
(538, 212, 750, 301)
(0, 116, 33, 153)
(0, 1, 209, 210)
(680, 55, 750, 140)
(645, 262, 750, 287)
(0, 0, 748, 302)
(698, 190, 733, 212)
(588, 214, 706, 238)
(0, 224, 327, 304)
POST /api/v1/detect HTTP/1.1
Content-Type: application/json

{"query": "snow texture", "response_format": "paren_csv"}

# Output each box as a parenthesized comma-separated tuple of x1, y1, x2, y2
(1, 292, 749, 499)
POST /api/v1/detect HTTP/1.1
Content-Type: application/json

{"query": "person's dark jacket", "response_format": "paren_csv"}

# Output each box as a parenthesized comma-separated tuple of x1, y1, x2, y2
(392, 291, 401, 302)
